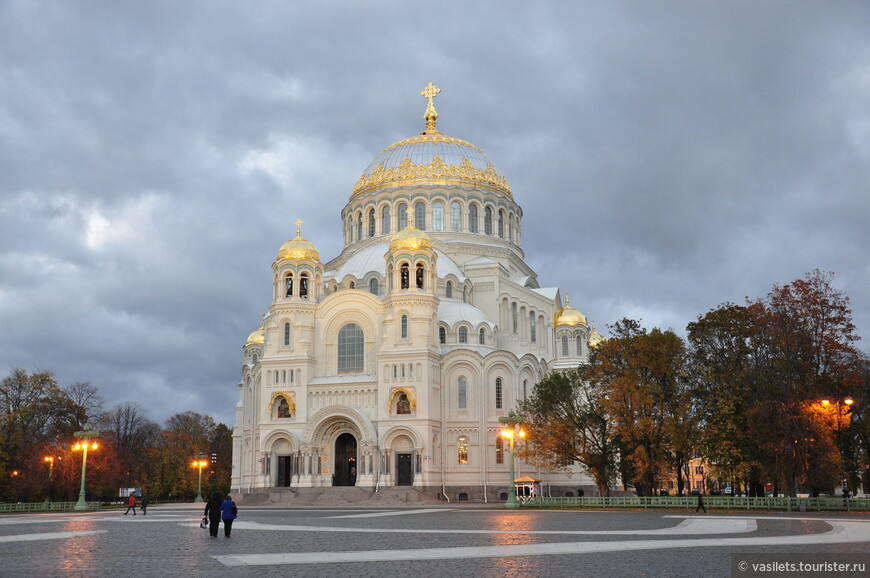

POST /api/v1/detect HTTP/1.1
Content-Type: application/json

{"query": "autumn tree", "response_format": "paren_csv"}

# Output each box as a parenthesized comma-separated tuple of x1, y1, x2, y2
(518, 367, 618, 496)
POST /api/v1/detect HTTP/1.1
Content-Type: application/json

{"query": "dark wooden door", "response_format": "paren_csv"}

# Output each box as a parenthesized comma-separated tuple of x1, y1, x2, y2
(396, 453, 413, 486)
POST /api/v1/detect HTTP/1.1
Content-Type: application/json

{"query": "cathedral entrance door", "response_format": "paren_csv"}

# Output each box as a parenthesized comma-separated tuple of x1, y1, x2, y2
(333, 432, 357, 486)
(396, 453, 413, 486)
(276, 456, 293, 487)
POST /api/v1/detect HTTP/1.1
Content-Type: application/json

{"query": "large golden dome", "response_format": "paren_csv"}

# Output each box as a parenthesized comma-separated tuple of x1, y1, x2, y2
(390, 218, 433, 252)
(554, 293, 588, 328)
(276, 219, 320, 261)
(350, 83, 512, 201)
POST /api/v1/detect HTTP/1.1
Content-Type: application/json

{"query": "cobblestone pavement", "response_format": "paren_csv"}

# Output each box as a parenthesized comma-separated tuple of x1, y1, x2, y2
(0, 504, 868, 577)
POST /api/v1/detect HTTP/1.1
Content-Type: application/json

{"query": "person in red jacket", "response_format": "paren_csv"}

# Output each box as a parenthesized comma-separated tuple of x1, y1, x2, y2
(124, 493, 137, 515)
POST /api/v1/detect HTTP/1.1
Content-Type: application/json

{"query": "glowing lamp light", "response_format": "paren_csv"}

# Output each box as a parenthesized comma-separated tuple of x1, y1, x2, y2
(844, 398, 854, 405)
(820, 400, 830, 406)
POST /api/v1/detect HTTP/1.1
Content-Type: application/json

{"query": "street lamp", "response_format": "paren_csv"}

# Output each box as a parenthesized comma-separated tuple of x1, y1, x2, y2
(192, 456, 209, 503)
(72, 427, 100, 511)
(499, 410, 526, 509)
(43, 456, 56, 505)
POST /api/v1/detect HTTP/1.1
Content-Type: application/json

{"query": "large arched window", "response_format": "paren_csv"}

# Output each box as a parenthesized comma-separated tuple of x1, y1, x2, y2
(458, 377, 467, 409)
(338, 323, 364, 374)
(357, 214, 363, 241)
(495, 377, 503, 409)
(299, 273, 309, 299)
(400, 263, 410, 289)
(445, 281, 453, 299)
(397, 203, 408, 229)
(458, 435, 468, 464)
(495, 436, 504, 464)
(451, 202, 461, 231)
(401, 315, 408, 339)
(439, 327, 446, 344)
(368, 208, 375, 237)
(479, 328, 486, 345)
(511, 303, 518, 333)
(415, 201, 426, 230)
(498, 210, 504, 238)
(562, 335, 569, 357)
(283, 323, 291, 346)
(523, 379, 528, 400)
(369, 278, 379, 295)
(530, 312, 537, 343)
(415, 263, 424, 289)
(458, 327, 468, 344)
(432, 202, 444, 231)
(285, 274, 293, 298)
(576, 334, 583, 357)
(469, 204, 478, 233)
(382, 205, 391, 235)
(484, 207, 493, 235)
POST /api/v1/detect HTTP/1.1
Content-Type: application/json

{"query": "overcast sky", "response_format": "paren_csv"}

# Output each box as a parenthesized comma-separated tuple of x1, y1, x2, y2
(2, 1, 868, 427)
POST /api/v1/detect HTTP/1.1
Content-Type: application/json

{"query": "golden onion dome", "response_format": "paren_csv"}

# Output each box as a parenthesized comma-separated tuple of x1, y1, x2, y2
(276, 219, 320, 262)
(554, 292, 588, 328)
(588, 322, 606, 347)
(389, 217, 433, 252)
(245, 327, 264, 346)
(350, 83, 512, 201)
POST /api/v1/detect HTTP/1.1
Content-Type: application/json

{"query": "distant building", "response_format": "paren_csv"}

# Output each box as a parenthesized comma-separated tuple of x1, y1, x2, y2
(231, 85, 604, 501)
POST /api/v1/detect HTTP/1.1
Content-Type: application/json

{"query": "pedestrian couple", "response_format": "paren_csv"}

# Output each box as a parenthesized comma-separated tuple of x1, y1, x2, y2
(124, 493, 149, 515)
(204, 492, 238, 538)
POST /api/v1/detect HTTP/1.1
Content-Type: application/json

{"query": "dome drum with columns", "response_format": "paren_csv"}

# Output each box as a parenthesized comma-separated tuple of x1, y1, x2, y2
(232, 85, 603, 501)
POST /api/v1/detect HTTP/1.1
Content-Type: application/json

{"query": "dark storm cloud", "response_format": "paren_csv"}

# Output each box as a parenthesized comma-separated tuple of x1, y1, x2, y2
(1, 1, 868, 425)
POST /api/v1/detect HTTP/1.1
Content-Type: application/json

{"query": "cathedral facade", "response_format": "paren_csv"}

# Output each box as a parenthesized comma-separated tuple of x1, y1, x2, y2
(231, 85, 601, 501)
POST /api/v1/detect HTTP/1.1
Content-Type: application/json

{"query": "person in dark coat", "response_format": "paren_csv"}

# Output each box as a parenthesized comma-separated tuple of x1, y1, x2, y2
(139, 493, 149, 515)
(219, 494, 238, 538)
(696, 493, 707, 513)
(204, 492, 223, 538)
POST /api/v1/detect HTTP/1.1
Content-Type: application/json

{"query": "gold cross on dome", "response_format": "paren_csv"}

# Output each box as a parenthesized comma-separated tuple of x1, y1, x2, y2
(295, 218, 303, 238)
(421, 82, 441, 105)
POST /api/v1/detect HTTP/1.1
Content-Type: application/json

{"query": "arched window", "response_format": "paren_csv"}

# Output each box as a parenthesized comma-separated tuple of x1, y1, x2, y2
(484, 207, 493, 235)
(368, 208, 375, 237)
(451, 202, 461, 231)
(388, 264, 394, 292)
(530, 312, 537, 343)
(439, 327, 446, 344)
(357, 214, 363, 241)
(458, 435, 468, 464)
(415, 263, 424, 289)
(508, 214, 514, 242)
(299, 273, 309, 299)
(338, 323, 364, 374)
(397, 203, 408, 228)
(348, 281, 355, 290)
(400, 263, 410, 289)
(445, 281, 453, 298)
(401, 315, 408, 339)
(497, 210, 504, 238)
(523, 379, 528, 401)
(285, 274, 293, 298)
(283, 323, 291, 346)
(252, 353, 258, 364)
(432, 202, 444, 231)
(458, 327, 468, 344)
(495, 436, 504, 464)
(479, 328, 485, 345)
(275, 371, 279, 384)
(382, 205, 391, 235)
(562, 335, 569, 357)
(469, 204, 478, 233)
(369, 278, 379, 295)
(512, 303, 518, 333)
(495, 377, 503, 409)
(282, 370, 286, 383)
(415, 201, 426, 230)
(458, 377, 467, 409)
(576, 334, 583, 357)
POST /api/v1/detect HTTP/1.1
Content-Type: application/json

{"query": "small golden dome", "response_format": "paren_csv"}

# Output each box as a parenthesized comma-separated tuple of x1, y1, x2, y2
(389, 217, 432, 252)
(554, 292, 588, 328)
(276, 218, 320, 262)
(245, 327, 264, 346)
(589, 322, 605, 347)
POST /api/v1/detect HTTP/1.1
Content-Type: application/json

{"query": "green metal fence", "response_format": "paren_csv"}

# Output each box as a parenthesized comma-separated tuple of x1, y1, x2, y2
(0, 501, 101, 513)
(519, 495, 870, 511)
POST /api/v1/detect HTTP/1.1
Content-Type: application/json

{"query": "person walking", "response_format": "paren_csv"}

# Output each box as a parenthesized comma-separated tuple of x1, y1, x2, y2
(204, 492, 223, 538)
(696, 493, 707, 513)
(139, 493, 149, 515)
(124, 493, 137, 515)
(219, 494, 238, 538)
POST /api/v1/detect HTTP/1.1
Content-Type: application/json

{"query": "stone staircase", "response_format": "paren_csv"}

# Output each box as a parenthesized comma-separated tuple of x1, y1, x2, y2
(237, 486, 444, 507)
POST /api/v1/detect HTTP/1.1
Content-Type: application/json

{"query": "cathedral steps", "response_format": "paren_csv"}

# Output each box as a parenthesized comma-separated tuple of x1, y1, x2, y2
(236, 486, 444, 507)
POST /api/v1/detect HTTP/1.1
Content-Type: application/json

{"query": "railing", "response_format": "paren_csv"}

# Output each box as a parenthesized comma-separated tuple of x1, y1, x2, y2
(0, 501, 102, 513)
(518, 495, 870, 511)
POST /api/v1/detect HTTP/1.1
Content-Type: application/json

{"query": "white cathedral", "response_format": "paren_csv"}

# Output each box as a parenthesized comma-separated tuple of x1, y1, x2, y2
(231, 84, 604, 501)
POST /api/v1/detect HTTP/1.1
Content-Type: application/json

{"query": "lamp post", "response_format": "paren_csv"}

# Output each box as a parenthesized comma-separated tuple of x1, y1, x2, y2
(43, 456, 56, 505)
(72, 427, 100, 511)
(192, 456, 209, 503)
(499, 410, 525, 509)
